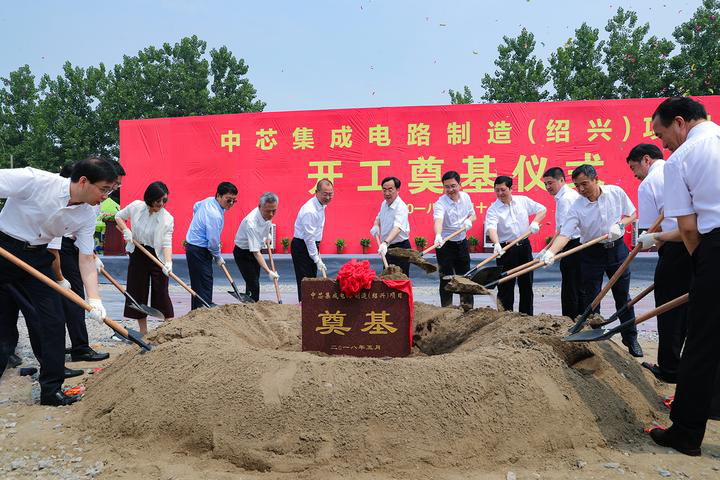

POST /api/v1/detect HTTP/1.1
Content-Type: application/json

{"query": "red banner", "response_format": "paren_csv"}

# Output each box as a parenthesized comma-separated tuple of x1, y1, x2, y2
(120, 96, 720, 254)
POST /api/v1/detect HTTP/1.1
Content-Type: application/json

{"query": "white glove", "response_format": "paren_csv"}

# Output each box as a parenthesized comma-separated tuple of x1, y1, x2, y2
(434, 234, 444, 249)
(56, 278, 71, 290)
(162, 261, 172, 276)
(94, 256, 105, 273)
(463, 219, 473, 231)
(534, 246, 548, 259)
(540, 250, 556, 266)
(315, 257, 327, 274)
(86, 298, 106, 324)
(125, 241, 135, 254)
(268, 270, 280, 280)
(637, 232, 658, 250)
(378, 242, 388, 256)
(370, 225, 380, 237)
(608, 223, 624, 242)
(214, 256, 225, 266)
(122, 229, 133, 243)
(493, 243, 504, 257)
(529, 221, 540, 234)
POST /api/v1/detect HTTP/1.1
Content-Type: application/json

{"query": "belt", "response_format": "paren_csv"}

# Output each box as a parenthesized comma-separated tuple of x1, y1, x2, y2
(500, 239, 529, 248)
(0, 230, 48, 251)
(701, 227, 720, 238)
(596, 239, 622, 249)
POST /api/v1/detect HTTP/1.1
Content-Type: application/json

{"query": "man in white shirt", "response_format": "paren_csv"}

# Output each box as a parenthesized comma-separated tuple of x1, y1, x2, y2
(648, 96, 720, 456)
(485, 176, 546, 315)
(541, 167, 583, 318)
(292, 179, 333, 301)
(540, 164, 642, 358)
(370, 176, 411, 276)
(626, 143, 689, 384)
(433, 171, 476, 309)
(233, 193, 280, 302)
(0, 157, 116, 406)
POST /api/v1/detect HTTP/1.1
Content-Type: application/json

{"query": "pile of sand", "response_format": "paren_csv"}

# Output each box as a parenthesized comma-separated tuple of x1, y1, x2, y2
(77, 300, 665, 475)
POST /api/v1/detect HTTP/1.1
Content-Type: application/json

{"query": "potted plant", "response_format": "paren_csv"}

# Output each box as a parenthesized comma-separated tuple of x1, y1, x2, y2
(414, 236, 427, 251)
(545, 235, 553, 246)
(281, 237, 290, 253)
(335, 238, 346, 254)
(467, 235, 479, 253)
(360, 238, 371, 254)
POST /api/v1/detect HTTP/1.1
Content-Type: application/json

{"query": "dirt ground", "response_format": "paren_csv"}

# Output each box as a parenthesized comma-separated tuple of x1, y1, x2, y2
(1, 300, 719, 480)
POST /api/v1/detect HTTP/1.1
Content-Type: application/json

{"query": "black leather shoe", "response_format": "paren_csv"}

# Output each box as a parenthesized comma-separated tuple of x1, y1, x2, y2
(64, 367, 84, 378)
(19, 367, 38, 376)
(8, 353, 22, 368)
(622, 337, 644, 357)
(40, 390, 81, 407)
(649, 427, 701, 456)
(641, 362, 677, 383)
(70, 348, 110, 362)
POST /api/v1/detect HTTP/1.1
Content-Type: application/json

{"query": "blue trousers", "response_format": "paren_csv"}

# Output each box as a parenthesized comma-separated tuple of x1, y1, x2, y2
(186, 243, 213, 310)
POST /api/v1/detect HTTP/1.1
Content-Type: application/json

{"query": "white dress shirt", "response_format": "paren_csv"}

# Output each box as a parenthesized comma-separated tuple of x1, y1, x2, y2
(48, 204, 103, 250)
(0, 168, 96, 254)
(115, 200, 174, 259)
(235, 207, 272, 252)
(561, 185, 636, 243)
(433, 191, 474, 239)
(664, 121, 720, 234)
(484, 195, 546, 243)
(293, 197, 325, 261)
(637, 160, 677, 232)
(375, 196, 410, 243)
(554, 185, 580, 240)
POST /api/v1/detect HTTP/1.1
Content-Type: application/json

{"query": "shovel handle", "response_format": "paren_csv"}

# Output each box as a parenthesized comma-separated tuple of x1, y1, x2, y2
(626, 293, 688, 329)
(374, 235, 389, 269)
(474, 230, 532, 271)
(266, 242, 282, 304)
(589, 213, 664, 310)
(421, 214, 472, 256)
(0, 245, 131, 339)
(504, 257, 541, 277)
(499, 234, 609, 285)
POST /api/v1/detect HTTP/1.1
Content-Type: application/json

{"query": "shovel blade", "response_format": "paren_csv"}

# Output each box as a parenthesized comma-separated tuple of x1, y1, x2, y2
(125, 328, 152, 351)
(563, 328, 615, 342)
(227, 290, 255, 303)
(128, 302, 165, 320)
(568, 311, 592, 334)
(470, 266, 502, 286)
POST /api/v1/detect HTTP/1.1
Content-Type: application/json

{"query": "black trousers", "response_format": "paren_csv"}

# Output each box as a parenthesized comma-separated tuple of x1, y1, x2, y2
(233, 246, 260, 302)
(559, 238, 583, 318)
(58, 237, 89, 352)
(291, 238, 319, 302)
(0, 284, 41, 363)
(654, 242, 690, 377)
(437, 239, 473, 308)
(186, 243, 213, 310)
(670, 229, 720, 444)
(385, 239, 411, 277)
(0, 234, 65, 398)
(497, 240, 533, 315)
(579, 240, 637, 341)
(125, 246, 174, 319)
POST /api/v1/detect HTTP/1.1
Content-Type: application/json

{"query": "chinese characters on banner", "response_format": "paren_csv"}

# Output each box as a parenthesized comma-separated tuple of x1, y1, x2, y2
(120, 97, 720, 253)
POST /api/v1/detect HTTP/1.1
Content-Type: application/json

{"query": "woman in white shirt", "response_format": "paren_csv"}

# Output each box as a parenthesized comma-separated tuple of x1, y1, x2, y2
(115, 182, 174, 334)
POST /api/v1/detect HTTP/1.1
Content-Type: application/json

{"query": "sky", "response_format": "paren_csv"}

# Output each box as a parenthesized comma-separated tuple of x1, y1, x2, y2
(0, 0, 706, 113)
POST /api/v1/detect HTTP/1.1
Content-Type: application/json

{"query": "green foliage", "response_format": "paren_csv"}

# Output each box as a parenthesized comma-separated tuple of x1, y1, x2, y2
(449, 85, 474, 104)
(467, 235, 479, 247)
(335, 238, 345, 250)
(414, 236, 427, 251)
(360, 238, 371, 247)
(281, 237, 290, 248)
(480, 28, 549, 103)
(670, 0, 720, 95)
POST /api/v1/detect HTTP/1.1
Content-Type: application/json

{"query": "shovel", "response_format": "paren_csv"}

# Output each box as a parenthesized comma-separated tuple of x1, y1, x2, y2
(374, 234, 390, 269)
(97, 263, 165, 319)
(130, 239, 216, 309)
(564, 293, 688, 343)
(449, 230, 533, 285)
(219, 262, 255, 303)
(568, 213, 664, 334)
(266, 241, 283, 304)
(590, 283, 655, 329)
(387, 222, 469, 274)
(0, 246, 151, 352)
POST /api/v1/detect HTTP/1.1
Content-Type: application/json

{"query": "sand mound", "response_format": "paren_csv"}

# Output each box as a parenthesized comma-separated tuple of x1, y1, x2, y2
(78, 301, 665, 474)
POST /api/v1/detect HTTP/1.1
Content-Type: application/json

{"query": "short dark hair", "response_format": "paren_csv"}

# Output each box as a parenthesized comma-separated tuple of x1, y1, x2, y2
(112, 161, 126, 177)
(542, 167, 565, 181)
(316, 178, 333, 191)
(494, 175, 512, 189)
(216, 181, 238, 197)
(59, 163, 74, 179)
(441, 171, 461, 184)
(571, 164, 598, 181)
(652, 97, 707, 127)
(380, 176, 401, 189)
(70, 156, 118, 184)
(144, 181, 169, 207)
(626, 143, 663, 163)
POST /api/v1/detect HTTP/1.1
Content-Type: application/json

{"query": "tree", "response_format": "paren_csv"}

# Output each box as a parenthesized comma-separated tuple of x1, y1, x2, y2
(449, 85, 474, 104)
(0, 65, 43, 169)
(670, 0, 720, 95)
(604, 8, 675, 98)
(480, 28, 549, 103)
(549, 23, 614, 101)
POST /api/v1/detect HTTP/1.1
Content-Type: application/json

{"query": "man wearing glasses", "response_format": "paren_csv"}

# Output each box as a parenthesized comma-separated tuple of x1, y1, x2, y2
(185, 181, 238, 309)
(0, 156, 118, 406)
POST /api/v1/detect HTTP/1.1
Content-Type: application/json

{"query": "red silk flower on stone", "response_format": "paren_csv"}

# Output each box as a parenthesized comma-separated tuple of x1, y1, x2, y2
(337, 259, 376, 297)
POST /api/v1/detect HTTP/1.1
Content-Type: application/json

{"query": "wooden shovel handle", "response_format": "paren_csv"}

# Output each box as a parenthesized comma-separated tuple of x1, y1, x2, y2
(219, 262, 234, 285)
(628, 283, 655, 309)
(374, 235, 389, 269)
(0, 245, 130, 338)
(475, 230, 532, 271)
(98, 265, 127, 294)
(589, 213, 664, 310)
(499, 234, 609, 285)
(266, 242, 282, 303)
(130, 237, 199, 297)
(422, 227, 466, 256)
(631, 293, 688, 328)
(504, 257, 541, 277)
